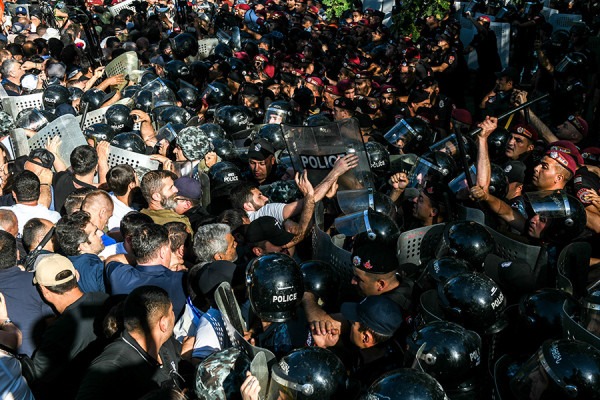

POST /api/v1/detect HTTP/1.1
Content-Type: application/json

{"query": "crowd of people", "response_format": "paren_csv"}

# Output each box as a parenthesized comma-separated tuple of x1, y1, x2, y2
(0, 0, 599, 398)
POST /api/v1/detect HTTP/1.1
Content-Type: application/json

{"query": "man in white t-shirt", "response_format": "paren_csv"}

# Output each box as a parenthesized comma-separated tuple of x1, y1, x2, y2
(105, 164, 138, 232)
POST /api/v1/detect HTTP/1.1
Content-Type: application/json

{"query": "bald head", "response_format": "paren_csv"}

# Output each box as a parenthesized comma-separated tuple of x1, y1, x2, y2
(81, 190, 114, 231)
(0, 209, 18, 237)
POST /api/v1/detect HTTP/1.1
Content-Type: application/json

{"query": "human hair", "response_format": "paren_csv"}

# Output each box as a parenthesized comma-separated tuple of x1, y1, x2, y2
(81, 190, 113, 213)
(131, 224, 170, 264)
(107, 164, 137, 196)
(218, 209, 248, 232)
(44, 269, 79, 294)
(55, 211, 91, 256)
(0, 58, 19, 78)
(120, 212, 153, 238)
(0, 230, 17, 270)
(64, 187, 95, 215)
(0, 209, 17, 235)
(164, 221, 190, 253)
(193, 223, 231, 263)
(228, 181, 257, 210)
(12, 170, 40, 203)
(357, 321, 393, 345)
(70, 145, 98, 175)
(141, 170, 173, 203)
(123, 285, 171, 333)
(555, 163, 574, 182)
(22, 218, 51, 252)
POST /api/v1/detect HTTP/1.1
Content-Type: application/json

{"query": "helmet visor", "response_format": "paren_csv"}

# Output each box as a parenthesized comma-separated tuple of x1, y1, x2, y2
(407, 157, 447, 188)
(581, 298, 600, 337)
(384, 118, 418, 149)
(448, 165, 477, 196)
(267, 364, 314, 400)
(265, 108, 287, 124)
(526, 190, 571, 218)
(335, 210, 373, 238)
(337, 189, 394, 215)
(16, 110, 49, 131)
(429, 134, 460, 158)
(509, 349, 566, 400)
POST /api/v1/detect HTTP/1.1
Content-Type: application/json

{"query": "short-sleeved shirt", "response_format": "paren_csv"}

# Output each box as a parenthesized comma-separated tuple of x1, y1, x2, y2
(0, 204, 61, 237)
(68, 253, 106, 293)
(53, 171, 96, 214)
(247, 202, 286, 223)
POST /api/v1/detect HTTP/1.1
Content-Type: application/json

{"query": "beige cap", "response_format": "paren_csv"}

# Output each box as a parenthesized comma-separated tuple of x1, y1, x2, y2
(33, 254, 77, 286)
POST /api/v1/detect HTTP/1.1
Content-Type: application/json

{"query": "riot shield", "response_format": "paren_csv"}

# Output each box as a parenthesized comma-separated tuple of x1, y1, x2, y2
(282, 117, 373, 191)
(389, 153, 418, 174)
(336, 188, 395, 215)
(562, 299, 600, 350)
(556, 242, 591, 298)
(448, 165, 477, 200)
(406, 157, 449, 189)
(214, 282, 276, 369)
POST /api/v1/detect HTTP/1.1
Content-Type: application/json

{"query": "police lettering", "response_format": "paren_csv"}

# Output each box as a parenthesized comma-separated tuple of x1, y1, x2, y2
(272, 293, 297, 303)
(223, 173, 239, 183)
(371, 160, 386, 169)
(491, 292, 504, 310)
(300, 153, 346, 170)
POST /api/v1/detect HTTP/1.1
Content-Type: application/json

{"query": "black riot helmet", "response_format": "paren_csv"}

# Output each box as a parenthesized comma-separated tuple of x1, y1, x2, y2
(157, 106, 192, 127)
(202, 82, 233, 112)
(421, 151, 458, 184)
(407, 321, 483, 391)
(264, 100, 293, 124)
(105, 104, 134, 133)
(111, 132, 146, 154)
(139, 71, 158, 86)
(198, 123, 227, 141)
(133, 89, 153, 113)
(384, 117, 432, 154)
(122, 84, 141, 99)
(246, 253, 304, 322)
(366, 369, 448, 400)
(84, 123, 115, 144)
(194, 347, 251, 400)
(525, 190, 587, 243)
(336, 209, 400, 248)
(300, 260, 340, 312)
(214, 105, 252, 135)
(304, 114, 332, 126)
(262, 180, 302, 204)
(429, 134, 476, 164)
(79, 88, 106, 111)
(68, 87, 84, 102)
(489, 163, 509, 198)
(257, 124, 286, 151)
(171, 33, 199, 60)
(164, 60, 191, 82)
(177, 86, 202, 111)
(581, 290, 600, 338)
(212, 138, 238, 162)
(438, 272, 507, 335)
(510, 339, 600, 400)
(43, 84, 71, 109)
(365, 141, 391, 176)
(207, 162, 242, 192)
(438, 221, 496, 270)
(555, 51, 588, 79)
(213, 43, 233, 60)
(425, 256, 473, 285)
(15, 109, 56, 131)
(487, 127, 511, 161)
(268, 347, 346, 400)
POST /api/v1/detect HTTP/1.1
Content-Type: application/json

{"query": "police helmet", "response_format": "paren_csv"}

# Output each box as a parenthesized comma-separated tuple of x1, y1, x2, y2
(105, 104, 134, 134)
(43, 84, 71, 109)
(111, 132, 146, 154)
(438, 221, 496, 270)
(366, 369, 448, 400)
(84, 123, 115, 144)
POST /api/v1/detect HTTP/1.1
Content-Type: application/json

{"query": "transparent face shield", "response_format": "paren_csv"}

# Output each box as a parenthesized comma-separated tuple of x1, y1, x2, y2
(265, 108, 288, 124)
(448, 165, 477, 200)
(335, 210, 376, 239)
(384, 118, 419, 149)
(581, 293, 600, 337)
(525, 190, 571, 219)
(429, 134, 461, 158)
(142, 78, 177, 109)
(407, 158, 447, 188)
(509, 349, 571, 400)
(16, 109, 50, 131)
(337, 188, 395, 215)
(267, 363, 315, 400)
(155, 123, 178, 142)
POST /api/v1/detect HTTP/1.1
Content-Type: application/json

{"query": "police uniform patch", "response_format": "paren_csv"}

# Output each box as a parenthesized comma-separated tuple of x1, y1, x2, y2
(255, 143, 261, 151)
(448, 56, 455, 64)
(439, 99, 444, 108)
(501, 261, 512, 268)
(353, 256, 361, 266)
(505, 165, 512, 173)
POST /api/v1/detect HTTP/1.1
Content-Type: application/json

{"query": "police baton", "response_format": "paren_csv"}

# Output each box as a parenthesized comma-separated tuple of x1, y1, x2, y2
(455, 93, 550, 189)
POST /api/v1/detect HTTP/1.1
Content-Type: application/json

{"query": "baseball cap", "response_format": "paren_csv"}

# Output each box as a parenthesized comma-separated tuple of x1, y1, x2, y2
(33, 254, 77, 286)
(195, 260, 237, 295)
(511, 123, 538, 141)
(351, 242, 398, 274)
(566, 115, 588, 138)
(333, 97, 355, 111)
(245, 216, 295, 246)
(174, 176, 202, 200)
(407, 89, 430, 104)
(484, 254, 536, 293)
(503, 160, 526, 183)
(422, 181, 454, 206)
(495, 67, 519, 83)
(15, 6, 27, 15)
(341, 295, 404, 335)
(248, 138, 275, 161)
(545, 149, 577, 175)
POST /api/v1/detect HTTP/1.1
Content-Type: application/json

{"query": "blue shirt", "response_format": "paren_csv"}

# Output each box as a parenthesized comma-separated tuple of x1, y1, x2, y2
(101, 233, 117, 247)
(68, 253, 106, 293)
(105, 262, 186, 317)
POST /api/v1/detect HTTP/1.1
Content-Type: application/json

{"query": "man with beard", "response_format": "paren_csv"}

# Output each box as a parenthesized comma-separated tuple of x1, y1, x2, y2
(140, 170, 193, 234)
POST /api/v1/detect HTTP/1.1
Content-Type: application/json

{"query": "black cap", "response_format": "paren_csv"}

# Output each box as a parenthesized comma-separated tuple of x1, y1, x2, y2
(484, 253, 536, 293)
(503, 160, 526, 184)
(333, 97, 355, 111)
(341, 295, 404, 335)
(196, 260, 237, 295)
(28, 148, 55, 169)
(408, 89, 430, 104)
(246, 216, 295, 246)
(248, 138, 275, 161)
(421, 181, 454, 206)
(240, 83, 262, 97)
(495, 67, 519, 83)
(351, 242, 398, 274)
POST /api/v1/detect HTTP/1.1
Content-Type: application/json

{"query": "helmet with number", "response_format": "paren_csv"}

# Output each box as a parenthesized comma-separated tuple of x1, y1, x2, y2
(407, 321, 483, 392)
(122, 84, 141, 99)
(68, 87, 84, 102)
(43, 85, 71, 109)
(79, 88, 106, 111)
(489, 163, 509, 198)
(421, 151, 458, 184)
(198, 123, 227, 141)
(366, 141, 391, 176)
(194, 347, 251, 400)
(262, 180, 302, 204)
(105, 104, 134, 133)
(268, 348, 345, 400)
(157, 106, 192, 127)
(438, 272, 507, 335)
(164, 60, 191, 82)
(111, 132, 146, 154)
(212, 138, 238, 162)
(15, 109, 56, 131)
(257, 124, 286, 151)
(526, 191, 587, 243)
(518, 289, 579, 349)
(202, 82, 233, 112)
(336, 209, 400, 248)
(214, 105, 252, 135)
(177, 86, 202, 111)
(133, 89, 153, 114)
(438, 221, 496, 270)
(385, 117, 433, 155)
(509, 339, 600, 400)
(303, 114, 332, 126)
(171, 32, 199, 60)
(246, 253, 304, 322)
(176, 126, 212, 161)
(488, 127, 511, 161)
(366, 369, 448, 400)
(264, 100, 293, 124)
(300, 260, 340, 311)
(84, 123, 115, 144)
(208, 162, 242, 191)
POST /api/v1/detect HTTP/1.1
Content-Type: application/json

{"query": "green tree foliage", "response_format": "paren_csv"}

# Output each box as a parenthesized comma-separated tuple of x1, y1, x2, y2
(322, 0, 353, 18)
(391, 0, 451, 40)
